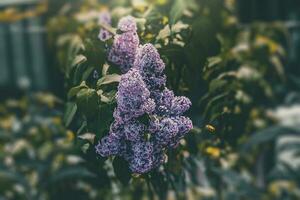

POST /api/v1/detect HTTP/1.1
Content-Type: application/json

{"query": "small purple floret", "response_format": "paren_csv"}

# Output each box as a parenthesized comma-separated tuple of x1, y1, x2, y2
(98, 11, 112, 41)
(118, 16, 137, 32)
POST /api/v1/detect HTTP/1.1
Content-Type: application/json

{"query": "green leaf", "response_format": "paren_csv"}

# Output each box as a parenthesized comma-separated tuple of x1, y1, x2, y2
(81, 143, 90, 154)
(76, 120, 87, 135)
(208, 79, 228, 93)
(69, 35, 85, 53)
(97, 103, 115, 135)
(99, 90, 117, 103)
(270, 55, 285, 81)
(169, 0, 186, 25)
(0, 169, 28, 186)
(97, 74, 121, 87)
(76, 88, 99, 117)
(102, 63, 110, 76)
(82, 66, 95, 81)
(47, 167, 96, 184)
(0, 130, 11, 140)
(78, 133, 96, 144)
(100, 94, 110, 103)
(207, 56, 222, 68)
(290, 75, 300, 90)
(63, 102, 77, 127)
(203, 92, 229, 117)
(240, 126, 300, 153)
(113, 157, 131, 185)
(68, 81, 88, 99)
(212, 168, 261, 198)
(72, 54, 87, 67)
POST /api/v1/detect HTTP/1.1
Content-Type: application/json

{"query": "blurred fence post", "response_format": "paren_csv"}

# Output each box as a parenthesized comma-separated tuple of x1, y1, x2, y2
(0, 23, 10, 86)
(0, 0, 49, 95)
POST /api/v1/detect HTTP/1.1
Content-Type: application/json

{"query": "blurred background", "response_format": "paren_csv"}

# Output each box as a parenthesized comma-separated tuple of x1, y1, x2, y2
(0, 0, 300, 98)
(0, 0, 300, 199)
(0, 0, 300, 97)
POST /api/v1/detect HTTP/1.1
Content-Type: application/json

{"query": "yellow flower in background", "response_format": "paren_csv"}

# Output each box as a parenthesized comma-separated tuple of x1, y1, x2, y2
(225, 16, 238, 26)
(206, 147, 221, 158)
(52, 117, 62, 125)
(205, 124, 216, 133)
(269, 181, 297, 196)
(144, 0, 167, 6)
(66, 130, 75, 142)
(10, 139, 30, 155)
(145, 33, 154, 40)
(225, 0, 236, 11)
(250, 108, 260, 119)
(156, 0, 168, 5)
(29, 127, 39, 136)
(162, 16, 168, 25)
(38, 142, 53, 160)
(132, 0, 148, 12)
(255, 35, 279, 54)
(52, 154, 65, 170)
(0, 116, 13, 130)
(35, 93, 61, 108)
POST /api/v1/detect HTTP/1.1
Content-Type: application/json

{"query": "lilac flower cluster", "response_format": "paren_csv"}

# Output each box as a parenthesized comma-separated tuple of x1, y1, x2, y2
(98, 11, 112, 42)
(96, 16, 193, 174)
(113, 69, 155, 122)
(108, 16, 139, 73)
(134, 44, 167, 90)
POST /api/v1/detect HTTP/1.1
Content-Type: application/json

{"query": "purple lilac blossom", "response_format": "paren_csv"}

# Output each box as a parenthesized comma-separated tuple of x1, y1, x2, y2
(96, 16, 193, 174)
(144, 75, 167, 90)
(134, 43, 165, 74)
(128, 141, 154, 173)
(108, 32, 139, 73)
(141, 98, 156, 114)
(134, 44, 167, 90)
(98, 11, 112, 42)
(152, 88, 173, 115)
(149, 117, 179, 146)
(117, 16, 137, 32)
(95, 134, 124, 156)
(174, 116, 193, 135)
(116, 68, 153, 121)
(170, 96, 192, 116)
(123, 120, 146, 142)
(128, 141, 164, 174)
(168, 116, 193, 148)
(108, 16, 139, 73)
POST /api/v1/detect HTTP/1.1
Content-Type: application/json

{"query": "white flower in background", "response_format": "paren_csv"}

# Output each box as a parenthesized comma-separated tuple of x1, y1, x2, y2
(17, 76, 30, 90)
(66, 155, 84, 165)
(270, 104, 300, 171)
(237, 65, 260, 80)
(276, 135, 300, 170)
(75, 10, 101, 22)
(271, 104, 300, 127)
(231, 43, 250, 54)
